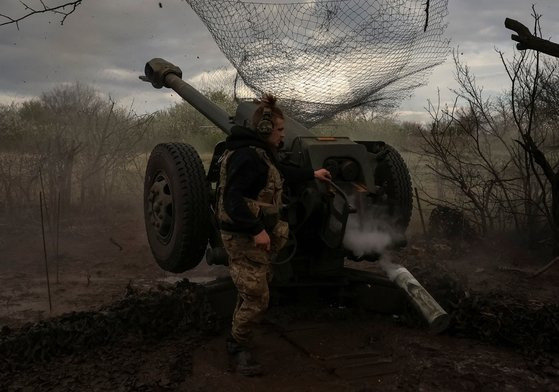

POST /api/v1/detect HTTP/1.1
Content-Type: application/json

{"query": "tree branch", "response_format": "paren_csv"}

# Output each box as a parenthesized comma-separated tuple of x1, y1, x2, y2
(505, 17, 559, 58)
(0, 1, 82, 30)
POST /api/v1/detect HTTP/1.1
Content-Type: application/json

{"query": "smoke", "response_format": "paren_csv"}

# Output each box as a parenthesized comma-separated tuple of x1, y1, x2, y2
(343, 221, 392, 258)
(342, 199, 404, 257)
(378, 255, 404, 282)
(342, 199, 404, 281)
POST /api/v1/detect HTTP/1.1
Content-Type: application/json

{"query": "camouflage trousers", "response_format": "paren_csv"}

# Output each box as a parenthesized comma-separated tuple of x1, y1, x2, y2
(221, 222, 288, 346)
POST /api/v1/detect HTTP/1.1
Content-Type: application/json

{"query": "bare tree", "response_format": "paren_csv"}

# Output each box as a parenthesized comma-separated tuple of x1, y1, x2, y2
(420, 48, 558, 246)
(418, 84, 514, 236)
(419, 10, 559, 254)
(75, 99, 153, 209)
(35, 84, 153, 210)
(0, 1, 82, 29)
(0, 83, 153, 218)
(504, 9, 559, 255)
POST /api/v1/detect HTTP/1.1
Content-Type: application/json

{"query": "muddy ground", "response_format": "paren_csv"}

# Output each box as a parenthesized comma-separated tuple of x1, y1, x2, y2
(0, 213, 558, 391)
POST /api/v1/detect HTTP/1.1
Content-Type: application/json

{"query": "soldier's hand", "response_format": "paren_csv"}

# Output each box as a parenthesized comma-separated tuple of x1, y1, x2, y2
(253, 229, 271, 251)
(314, 168, 332, 182)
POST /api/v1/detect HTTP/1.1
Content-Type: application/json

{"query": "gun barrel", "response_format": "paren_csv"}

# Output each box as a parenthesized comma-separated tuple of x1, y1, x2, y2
(392, 267, 449, 333)
(143, 58, 233, 135)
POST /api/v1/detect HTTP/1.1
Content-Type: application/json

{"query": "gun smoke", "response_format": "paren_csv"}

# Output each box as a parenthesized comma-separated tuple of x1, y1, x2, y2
(343, 211, 404, 282)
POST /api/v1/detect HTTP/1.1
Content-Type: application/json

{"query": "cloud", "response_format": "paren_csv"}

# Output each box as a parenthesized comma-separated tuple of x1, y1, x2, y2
(0, 0, 557, 118)
(0, 93, 36, 106)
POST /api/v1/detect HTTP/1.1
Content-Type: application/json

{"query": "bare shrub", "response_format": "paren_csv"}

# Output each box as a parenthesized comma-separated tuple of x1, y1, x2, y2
(419, 12, 559, 253)
(0, 83, 152, 223)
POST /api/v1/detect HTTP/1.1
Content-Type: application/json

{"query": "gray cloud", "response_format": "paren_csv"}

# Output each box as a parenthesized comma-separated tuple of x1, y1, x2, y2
(0, 0, 557, 121)
(398, 0, 559, 122)
(0, 0, 229, 112)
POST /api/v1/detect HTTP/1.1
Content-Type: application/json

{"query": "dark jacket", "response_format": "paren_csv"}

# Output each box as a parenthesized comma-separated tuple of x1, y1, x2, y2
(220, 125, 313, 235)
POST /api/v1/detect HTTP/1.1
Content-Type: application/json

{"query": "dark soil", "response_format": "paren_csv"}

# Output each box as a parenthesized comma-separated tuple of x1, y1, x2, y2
(0, 214, 558, 391)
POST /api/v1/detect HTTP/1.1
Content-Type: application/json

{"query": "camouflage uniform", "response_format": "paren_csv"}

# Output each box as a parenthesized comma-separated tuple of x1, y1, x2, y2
(218, 146, 288, 346)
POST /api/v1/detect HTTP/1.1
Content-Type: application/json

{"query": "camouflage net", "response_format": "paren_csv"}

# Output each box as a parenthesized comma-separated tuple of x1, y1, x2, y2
(185, 0, 449, 126)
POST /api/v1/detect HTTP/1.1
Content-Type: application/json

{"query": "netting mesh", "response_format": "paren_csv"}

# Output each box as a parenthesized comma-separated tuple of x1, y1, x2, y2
(185, 0, 449, 126)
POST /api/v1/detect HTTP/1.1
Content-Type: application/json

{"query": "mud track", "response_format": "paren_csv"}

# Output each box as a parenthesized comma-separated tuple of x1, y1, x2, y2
(1, 273, 558, 392)
(1, 218, 558, 391)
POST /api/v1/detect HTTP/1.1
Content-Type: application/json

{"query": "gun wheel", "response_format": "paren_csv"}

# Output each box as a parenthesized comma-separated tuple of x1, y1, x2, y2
(374, 144, 413, 231)
(144, 143, 209, 273)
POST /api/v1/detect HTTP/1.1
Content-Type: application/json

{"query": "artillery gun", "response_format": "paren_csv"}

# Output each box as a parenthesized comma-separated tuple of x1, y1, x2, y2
(141, 58, 449, 333)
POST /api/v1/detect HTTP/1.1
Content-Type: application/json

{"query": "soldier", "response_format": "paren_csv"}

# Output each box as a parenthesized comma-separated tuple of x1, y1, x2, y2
(217, 94, 331, 376)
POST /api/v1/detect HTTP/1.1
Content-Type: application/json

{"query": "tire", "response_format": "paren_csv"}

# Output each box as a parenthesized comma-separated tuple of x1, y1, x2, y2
(374, 144, 413, 231)
(144, 143, 209, 273)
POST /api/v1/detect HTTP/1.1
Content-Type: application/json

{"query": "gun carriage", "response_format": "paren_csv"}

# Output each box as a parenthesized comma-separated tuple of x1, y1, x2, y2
(141, 58, 448, 333)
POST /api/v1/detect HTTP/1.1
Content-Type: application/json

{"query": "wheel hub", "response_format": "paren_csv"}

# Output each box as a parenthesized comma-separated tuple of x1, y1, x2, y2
(147, 172, 174, 242)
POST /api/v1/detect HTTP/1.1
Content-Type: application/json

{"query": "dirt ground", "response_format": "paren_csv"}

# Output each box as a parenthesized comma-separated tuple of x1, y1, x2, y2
(0, 212, 558, 391)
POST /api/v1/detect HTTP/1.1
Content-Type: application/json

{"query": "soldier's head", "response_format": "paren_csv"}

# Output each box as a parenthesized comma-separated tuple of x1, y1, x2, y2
(252, 94, 285, 149)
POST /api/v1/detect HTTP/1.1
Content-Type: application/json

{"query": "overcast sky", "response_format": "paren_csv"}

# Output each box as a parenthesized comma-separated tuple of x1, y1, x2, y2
(0, 0, 557, 123)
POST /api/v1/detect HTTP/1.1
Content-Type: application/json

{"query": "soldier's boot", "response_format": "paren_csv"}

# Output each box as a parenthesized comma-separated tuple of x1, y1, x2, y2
(234, 349, 262, 376)
(226, 334, 243, 355)
(226, 335, 262, 377)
